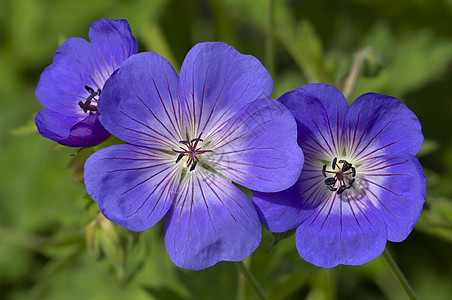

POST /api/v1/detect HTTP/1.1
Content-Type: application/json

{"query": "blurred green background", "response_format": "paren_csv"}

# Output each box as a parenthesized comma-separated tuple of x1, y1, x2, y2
(1, 0, 452, 299)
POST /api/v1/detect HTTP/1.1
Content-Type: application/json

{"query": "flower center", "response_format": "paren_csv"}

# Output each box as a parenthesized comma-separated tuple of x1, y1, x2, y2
(78, 85, 101, 114)
(172, 133, 213, 171)
(322, 157, 356, 194)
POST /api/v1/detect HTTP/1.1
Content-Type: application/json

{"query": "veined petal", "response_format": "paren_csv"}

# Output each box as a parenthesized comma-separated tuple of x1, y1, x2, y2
(178, 42, 272, 136)
(278, 83, 349, 159)
(164, 169, 261, 270)
(99, 52, 182, 149)
(345, 93, 423, 161)
(84, 144, 180, 232)
(35, 37, 95, 116)
(207, 97, 303, 192)
(358, 153, 426, 242)
(35, 109, 110, 147)
(295, 190, 387, 268)
(253, 156, 325, 232)
(88, 18, 138, 83)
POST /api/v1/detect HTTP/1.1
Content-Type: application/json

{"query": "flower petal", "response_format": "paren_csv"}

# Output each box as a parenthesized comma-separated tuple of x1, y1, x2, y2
(345, 93, 423, 161)
(88, 18, 138, 83)
(178, 42, 272, 136)
(35, 109, 110, 147)
(35, 19, 137, 117)
(253, 182, 307, 233)
(253, 156, 328, 232)
(207, 97, 303, 192)
(35, 37, 94, 116)
(98, 52, 181, 149)
(295, 191, 387, 268)
(84, 144, 180, 232)
(278, 83, 349, 159)
(164, 170, 261, 270)
(358, 152, 426, 242)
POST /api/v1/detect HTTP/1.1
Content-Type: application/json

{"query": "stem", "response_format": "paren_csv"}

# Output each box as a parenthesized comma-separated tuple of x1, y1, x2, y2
(343, 47, 378, 101)
(237, 261, 268, 300)
(265, 0, 274, 79)
(383, 248, 417, 300)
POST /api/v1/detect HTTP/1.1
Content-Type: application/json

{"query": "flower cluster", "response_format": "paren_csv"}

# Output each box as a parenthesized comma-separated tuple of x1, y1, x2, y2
(36, 19, 425, 270)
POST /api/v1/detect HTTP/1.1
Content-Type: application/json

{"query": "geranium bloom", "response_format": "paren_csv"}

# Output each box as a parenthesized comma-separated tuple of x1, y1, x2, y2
(84, 42, 303, 270)
(253, 83, 425, 268)
(35, 19, 137, 147)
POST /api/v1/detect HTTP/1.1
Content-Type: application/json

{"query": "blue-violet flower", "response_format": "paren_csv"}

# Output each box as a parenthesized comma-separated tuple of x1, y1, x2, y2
(35, 18, 137, 147)
(84, 42, 303, 270)
(253, 83, 426, 268)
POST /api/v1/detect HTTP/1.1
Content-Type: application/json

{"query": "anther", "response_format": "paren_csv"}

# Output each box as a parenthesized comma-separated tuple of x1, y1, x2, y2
(78, 101, 88, 113)
(332, 157, 337, 170)
(337, 185, 346, 195)
(190, 161, 197, 171)
(85, 85, 94, 94)
(324, 178, 336, 186)
(175, 153, 183, 163)
(341, 161, 352, 172)
(322, 165, 327, 177)
(351, 167, 356, 177)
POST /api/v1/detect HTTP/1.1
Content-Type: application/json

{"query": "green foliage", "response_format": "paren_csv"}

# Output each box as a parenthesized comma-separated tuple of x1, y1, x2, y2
(1, 0, 452, 299)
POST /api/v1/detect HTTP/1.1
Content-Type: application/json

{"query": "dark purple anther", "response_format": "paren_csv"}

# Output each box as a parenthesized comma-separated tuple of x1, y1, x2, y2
(176, 153, 184, 163)
(324, 177, 336, 186)
(332, 157, 337, 170)
(337, 185, 346, 195)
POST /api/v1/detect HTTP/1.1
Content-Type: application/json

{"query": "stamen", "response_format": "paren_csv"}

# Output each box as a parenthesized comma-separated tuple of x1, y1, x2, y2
(322, 158, 356, 195)
(172, 133, 212, 171)
(332, 157, 337, 170)
(175, 153, 184, 163)
(324, 177, 336, 186)
(79, 85, 101, 114)
(85, 85, 94, 94)
(337, 185, 346, 195)
(339, 160, 352, 172)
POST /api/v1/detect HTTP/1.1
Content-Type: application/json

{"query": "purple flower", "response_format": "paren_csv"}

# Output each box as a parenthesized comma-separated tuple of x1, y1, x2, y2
(253, 83, 426, 268)
(35, 19, 137, 147)
(84, 42, 303, 270)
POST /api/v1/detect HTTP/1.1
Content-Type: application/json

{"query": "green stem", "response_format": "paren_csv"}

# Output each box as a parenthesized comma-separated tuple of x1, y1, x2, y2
(383, 248, 417, 300)
(343, 51, 365, 102)
(237, 261, 268, 300)
(265, 0, 274, 79)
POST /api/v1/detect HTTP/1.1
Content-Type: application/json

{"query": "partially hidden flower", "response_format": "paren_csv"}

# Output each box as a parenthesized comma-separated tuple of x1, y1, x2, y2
(84, 42, 304, 270)
(35, 19, 137, 147)
(253, 83, 426, 268)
